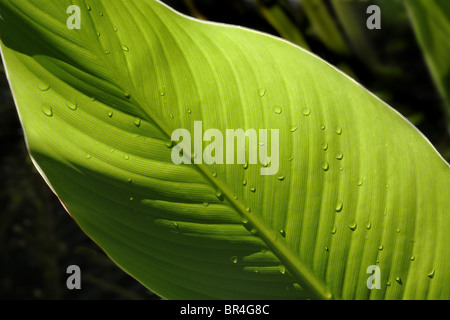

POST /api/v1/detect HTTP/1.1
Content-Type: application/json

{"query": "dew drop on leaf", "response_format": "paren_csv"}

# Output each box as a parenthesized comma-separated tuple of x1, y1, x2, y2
(231, 256, 238, 264)
(86, 4, 91, 11)
(378, 245, 383, 251)
(279, 229, 286, 238)
(322, 161, 329, 171)
(86, 154, 91, 159)
(250, 186, 256, 193)
(395, 277, 402, 285)
(39, 84, 51, 91)
(122, 45, 129, 52)
(277, 175, 285, 181)
(427, 269, 435, 279)
(123, 154, 129, 160)
(410, 256, 415, 261)
(349, 221, 357, 231)
(215, 192, 224, 201)
(322, 142, 328, 151)
(335, 127, 342, 135)
(290, 126, 298, 132)
(242, 179, 247, 186)
(258, 88, 266, 97)
(331, 226, 337, 234)
(273, 106, 282, 114)
(336, 152, 344, 160)
(134, 117, 141, 127)
(67, 102, 77, 111)
(335, 201, 343, 212)
(357, 178, 364, 186)
(366, 221, 371, 230)
(302, 108, 311, 116)
(107, 111, 113, 118)
(41, 105, 53, 117)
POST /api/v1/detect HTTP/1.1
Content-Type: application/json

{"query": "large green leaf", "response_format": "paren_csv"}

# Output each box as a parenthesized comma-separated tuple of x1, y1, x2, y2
(404, 0, 450, 128)
(1, 0, 449, 299)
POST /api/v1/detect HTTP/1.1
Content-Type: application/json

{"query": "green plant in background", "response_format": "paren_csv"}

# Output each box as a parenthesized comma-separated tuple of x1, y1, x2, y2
(0, 0, 448, 300)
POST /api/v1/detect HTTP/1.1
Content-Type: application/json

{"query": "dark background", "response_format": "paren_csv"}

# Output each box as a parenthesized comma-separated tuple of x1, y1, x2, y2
(0, 0, 448, 299)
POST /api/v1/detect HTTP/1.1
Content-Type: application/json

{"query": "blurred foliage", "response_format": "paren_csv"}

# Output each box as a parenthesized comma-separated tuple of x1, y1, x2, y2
(0, 0, 448, 299)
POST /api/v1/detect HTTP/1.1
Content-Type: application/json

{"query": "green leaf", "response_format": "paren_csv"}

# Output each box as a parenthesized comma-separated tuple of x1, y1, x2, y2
(404, 0, 450, 128)
(1, 0, 449, 299)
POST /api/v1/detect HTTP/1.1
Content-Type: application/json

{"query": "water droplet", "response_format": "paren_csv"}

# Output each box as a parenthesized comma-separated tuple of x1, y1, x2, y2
(86, 4, 91, 11)
(258, 88, 266, 97)
(279, 229, 286, 238)
(335, 201, 343, 212)
(336, 152, 344, 160)
(124, 92, 131, 99)
(97, 32, 101, 37)
(331, 226, 337, 234)
(122, 45, 129, 52)
(107, 111, 113, 118)
(321, 125, 326, 130)
(410, 256, 415, 261)
(279, 265, 286, 274)
(396, 228, 400, 233)
(273, 106, 282, 114)
(242, 179, 247, 186)
(123, 154, 129, 160)
(322, 142, 328, 151)
(187, 109, 192, 114)
(290, 126, 298, 132)
(159, 89, 166, 96)
(288, 155, 294, 161)
(335, 127, 342, 135)
(127, 178, 132, 183)
(173, 221, 178, 229)
(395, 277, 402, 285)
(378, 245, 383, 251)
(134, 117, 141, 127)
(215, 192, 224, 201)
(203, 202, 209, 207)
(339, 166, 344, 171)
(129, 197, 134, 201)
(322, 161, 329, 171)
(357, 178, 364, 186)
(277, 175, 285, 181)
(113, 26, 118, 32)
(245, 206, 251, 213)
(165, 141, 174, 148)
(427, 269, 435, 279)
(386, 183, 390, 189)
(67, 102, 77, 111)
(349, 221, 357, 231)
(243, 161, 249, 170)
(104, 50, 110, 54)
(231, 256, 238, 264)
(302, 108, 311, 116)
(99, 12, 103, 17)
(250, 186, 256, 193)
(366, 221, 371, 230)
(324, 246, 329, 252)
(232, 194, 238, 200)
(41, 105, 53, 117)
(169, 113, 174, 119)
(39, 84, 51, 91)
(387, 281, 391, 286)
